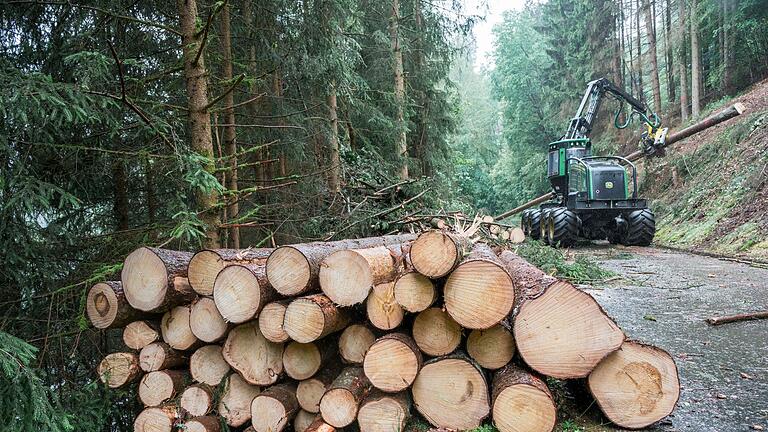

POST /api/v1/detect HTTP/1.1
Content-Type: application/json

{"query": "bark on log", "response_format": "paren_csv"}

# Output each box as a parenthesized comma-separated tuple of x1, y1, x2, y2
(258, 300, 290, 343)
(588, 341, 680, 429)
(160, 305, 200, 351)
(86, 281, 149, 329)
(410, 230, 473, 278)
(319, 367, 372, 427)
(124, 320, 161, 350)
(338, 324, 376, 364)
(366, 282, 404, 330)
(190, 345, 230, 386)
(294, 410, 318, 432)
(139, 342, 187, 372)
(250, 383, 299, 432)
(320, 243, 410, 306)
(213, 263, 278, 323)
(283, 294, 351, 343)
(467, 325, 516, 370)
(412, 307, 462, 357)
(138, 370, 187, 407)
(357, 391, 411, 432)
(183, 416, 220, 432)
(393, 271, 436, 313)
(363, 333, 422, 392)
(297, 368, 339, 413)
(498, 250, 625, 379)
(189, 297, 230, 342)
(411, 353, 490, 430)
(222, 321, 284, 385)
(305, 418, 335, 432)
(218, 373, 261, 427)
(266, 234, 417, 296)
(180, 384, 214, 416)
(134, 406, 178, 432)
(283, 340, 336, 380)
(444, 243, 515, 329)
(97, 352, 141, 388)
(188, 248, 271, 295)
(491, 365, 556, 432)
(122, 247, 195, 312)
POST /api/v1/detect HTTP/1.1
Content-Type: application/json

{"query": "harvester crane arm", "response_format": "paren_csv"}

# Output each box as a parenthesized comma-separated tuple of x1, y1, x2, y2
(564, 78, 648, 140)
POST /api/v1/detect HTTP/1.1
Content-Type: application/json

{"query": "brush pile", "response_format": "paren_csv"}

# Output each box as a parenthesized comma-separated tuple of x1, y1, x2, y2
(89, 228, 679, 432)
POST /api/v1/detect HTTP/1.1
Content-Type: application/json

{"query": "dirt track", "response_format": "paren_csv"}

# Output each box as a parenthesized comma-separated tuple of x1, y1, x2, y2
(575, 244, 768, 431)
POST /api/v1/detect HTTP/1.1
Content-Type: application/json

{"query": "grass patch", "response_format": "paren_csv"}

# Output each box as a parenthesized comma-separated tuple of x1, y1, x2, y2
(516, 241, 615, 284)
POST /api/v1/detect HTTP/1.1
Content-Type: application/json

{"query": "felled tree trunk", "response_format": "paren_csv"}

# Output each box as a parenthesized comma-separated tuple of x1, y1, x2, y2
(250, 383, 299, 432)
(134, 406, 178, 432)
(412, 307, 462, 357)
(123, 320, 160, 350)
(357, 391, 411, 432)
(213, 264, 277, 323)
(366, 282, 404, 330)
(139, 370, 187, 407)
(467, 325, 516, 370)
(362, 333, 422, 392)
(491, 365, 556, 432)
(218, 373, 261, 427)
(319, 367, 372, 427)
(139, 342, 187, 372)
(259, 300, 291, 343)
(283, 294, 350, 343)
(86, 281, 149, 329)
(297, 368, 339, 413)
(122, 247, 195, 312)
(338, 324, 376, 364)
(189, 297, 230, 343)
(97, 352, 141, 388)
(222, 321, 284, 385)
(160, 305, 200, 351)
(393, 271, 435, 313)
(180, 384, 214, 416)
(283, 340, 336, 380)
(409, 230, 472, 278)
(188, 248, 271, 295)
(190, 345, 231, 386)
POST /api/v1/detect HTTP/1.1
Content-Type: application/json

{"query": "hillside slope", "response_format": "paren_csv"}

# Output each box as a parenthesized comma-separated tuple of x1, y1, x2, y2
(642, 79, 768, 261)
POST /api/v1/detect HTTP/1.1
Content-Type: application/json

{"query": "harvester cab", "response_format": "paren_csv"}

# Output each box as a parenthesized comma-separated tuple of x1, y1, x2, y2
(522, 78, 667, 247)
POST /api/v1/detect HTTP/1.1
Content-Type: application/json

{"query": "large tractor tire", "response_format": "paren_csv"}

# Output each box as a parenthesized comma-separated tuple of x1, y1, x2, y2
(539, 209, 552, 244)
(622, 209, 656, 246)
(528, 210, 542, 240)
(521, 210, 531, 236)
(547, 208, 580, 247)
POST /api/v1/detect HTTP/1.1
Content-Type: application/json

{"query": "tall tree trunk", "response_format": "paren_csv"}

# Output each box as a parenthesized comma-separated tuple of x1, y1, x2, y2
(112, 157, 129, 231)
(389, 0, 408, 180)
(220, 2, 239, 248)
(327, 81, 341, 194)
(635, 0, 645, 101)
(677, 0, 689, 121)
(690, 0, 701, 117)
(246, 1, 267, 185)
(643, 0, 662, 112)
(178, 0, 221, 248)
(612, 3, 623, 88)
(664, 0, 675, 106)
(414, 1, 430, 177)
(722, 0, 733, 92)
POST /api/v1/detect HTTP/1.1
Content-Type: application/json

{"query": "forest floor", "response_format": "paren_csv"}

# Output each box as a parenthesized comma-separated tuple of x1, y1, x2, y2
(558, 243, 768, 432)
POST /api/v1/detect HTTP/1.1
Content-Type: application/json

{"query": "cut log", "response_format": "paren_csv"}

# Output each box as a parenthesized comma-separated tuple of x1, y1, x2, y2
(139, 342, 187, 372)
(180, 384, 214, 416)
(498, 250, 625, 378)
(283, 294, 350, 343)
(412, 307, 462, 357)
(409, 230, 472, 278)
(122, 247, 195, 312)
(124, 320, 160, 350)
(393, 271, 435, 313)
(320, 243, 407, 306)
(97, 352, 141, 388)
(509, 227, 525, 243)
(266, 233, 417, 296)
(588, 341, 680, 429)
(134, 406, 178, 432)
(86, 281, 148, 329)
(218, 373, 261, 427)
(491, 365, 556, 432)
(190, 345, 230, 386)
(467, 325, 516, 370)
(338, 324, 375, 364)
(357, 391, 411, 432)
(444, 243, 515, 329)
(184, 416, 220, 432)
(138, 370, 187, 407)
(213, 263, 277, 324)
(259, 300, 291, 343)
(366, 282, 404, 330)
(283, 340, 335, 380)
(188, 248, 271, 295)
(189, 297, 230, 342)
(294, 410, 318, 432)
(362, 333, 422, 392)
(222, 321, 284, 385)
(411, 353, 490, 430)
(319, 367, 372, 427)
(297, 368, 338, 413)
(250, 383, 299, 432)
(160, 305, 199, 351)
(305, 417, 335, 432)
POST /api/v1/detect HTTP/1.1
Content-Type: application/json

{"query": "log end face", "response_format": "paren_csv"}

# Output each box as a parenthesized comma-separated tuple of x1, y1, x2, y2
(134, 407, 175, 432)
(410, 231, 459, 278)
(338, 324, 375, 364)
(139, 342, 167, 372)
(284, 299, 325, 343)
(394, 272, 435, 313)
(445, 260, 515, 329)
(98, 352, 138, 388)
(733, 102, 746, 114)
(320, 250, 373, 306)
(467, 325, 516, 370)
(251, 395, 289, 432)
(213, 265, 261, 324)
(190, 345, 231, 386)
(284, 342, 322, 380)
(412, 308, 462, 357)
(190, 297, 228, 343)
(124, 320, 160, 350)
(267, 247, 311, 296)
(297, 378, 327, 413)
(363, 337, 420, 392)
(188, 250, 225, 296)
(259, 302, 291, 343)
(139, 371, 175, 406)
(319, 389, 357, 428)
(366, 282, 404, 330)
(358, 397, 408, 432)
(218, 374, 260, 427)
(180, 386, 212, 417)
(493, 385, 556, 432)
(122, 247, 169, 312)
(161, 305, 199, 351)
(87, 282, 119, 329)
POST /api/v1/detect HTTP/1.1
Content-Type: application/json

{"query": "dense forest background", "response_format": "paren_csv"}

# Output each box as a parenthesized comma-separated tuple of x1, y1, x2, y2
(1, 0, 766, 429)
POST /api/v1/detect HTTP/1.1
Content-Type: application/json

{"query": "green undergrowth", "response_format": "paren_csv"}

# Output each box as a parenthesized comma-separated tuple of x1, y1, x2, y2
(515, 240, 616, 283)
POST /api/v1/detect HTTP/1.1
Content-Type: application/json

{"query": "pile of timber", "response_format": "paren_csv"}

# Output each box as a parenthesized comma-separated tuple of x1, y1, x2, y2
(89, 231, 679, 432)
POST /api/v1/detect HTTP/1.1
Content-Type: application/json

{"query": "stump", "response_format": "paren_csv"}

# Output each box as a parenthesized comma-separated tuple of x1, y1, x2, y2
(189, 297, 230, 343)
(588, 341, 680, 429)
(357, 391, 411, 432)
(283, 294, 350, 343)
(122, 247, 194, 312)
(222, 321, 283, 385)
(123, 320, 160, 350)
(250, 383, 299, 432)
(97, 352, 141, 388)
(297, 368, 338, 413)
(363, 333, 422, 392)
(180, 384, 214, 416)
(218, 373, 261, 427)
(444, 243, 515, 329)
(283, 340, 335, 380)
(134, 406, 177, 432)
(160, 305, 199, 351)
(294, 410, 318, 432)
(411, 354, 490, 430)
(86, 281, 148, 329)
(184, 416, 220, 432)
(412, 307, 462, 357)
(259, 300, 291, 343)
(491, 365, 556, 432)
(138, 370, 187, 407)
(320, 244, 406, 306)
(190, 345, 230, 386)
(188, 248, 271, 295)
(213, 264, 277, 324)
(366, 282, 404, 330)
(393, 272, 436, 313)
(319, 367, 372, 427)
(409, 230, 472, 278)
(338, 324, 375, 364)
(139, 342, 187, 372)
(467, 325, 516, 370)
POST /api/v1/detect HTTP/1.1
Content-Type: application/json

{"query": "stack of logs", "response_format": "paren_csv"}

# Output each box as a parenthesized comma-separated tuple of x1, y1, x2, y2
(89, 230, 680, 432)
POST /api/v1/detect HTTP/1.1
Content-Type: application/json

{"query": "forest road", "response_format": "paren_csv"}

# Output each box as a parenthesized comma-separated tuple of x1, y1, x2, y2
(578, 244, 768, 432)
